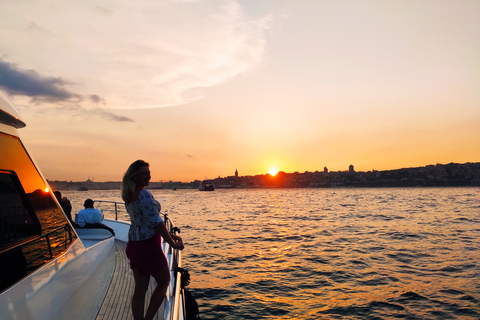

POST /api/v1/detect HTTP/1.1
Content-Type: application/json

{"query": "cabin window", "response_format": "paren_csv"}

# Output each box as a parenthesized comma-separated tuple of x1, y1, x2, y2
(0, 132, 76, 292)
(0, 170, 41, 248)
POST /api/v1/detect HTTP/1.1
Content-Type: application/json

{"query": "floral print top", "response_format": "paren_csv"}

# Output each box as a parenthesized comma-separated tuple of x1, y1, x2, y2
(126, 189, 163, 241)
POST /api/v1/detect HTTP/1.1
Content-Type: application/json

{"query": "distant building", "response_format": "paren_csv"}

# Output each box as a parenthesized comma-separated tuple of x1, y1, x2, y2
(235, 169, 238, 177)
(324, 166, 328, 174)
(349, 165, 354, 173)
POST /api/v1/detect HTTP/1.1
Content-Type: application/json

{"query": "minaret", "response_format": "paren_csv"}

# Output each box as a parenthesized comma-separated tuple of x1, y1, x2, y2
(235, 169, 238, 177)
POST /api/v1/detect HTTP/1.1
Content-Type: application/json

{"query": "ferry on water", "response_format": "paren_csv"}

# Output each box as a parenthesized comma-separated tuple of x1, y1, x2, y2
(199, 180, 215, 191)
(0, 91, 187, 320)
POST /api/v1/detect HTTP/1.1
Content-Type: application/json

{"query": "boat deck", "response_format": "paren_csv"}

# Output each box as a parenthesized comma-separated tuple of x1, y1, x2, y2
(96, 240, 163, 320)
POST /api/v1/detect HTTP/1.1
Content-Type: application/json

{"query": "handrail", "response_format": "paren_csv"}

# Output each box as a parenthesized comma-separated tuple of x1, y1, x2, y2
(26, 224, 74, 265)
(93, 200, 125, 220)
(171, 260, 183, 320)
(164, 213, 184, 320)
(0, 224, 74, 261)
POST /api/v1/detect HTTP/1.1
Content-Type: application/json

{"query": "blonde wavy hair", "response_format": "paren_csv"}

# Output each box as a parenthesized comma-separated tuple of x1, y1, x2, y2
(121, 160, 149, 203)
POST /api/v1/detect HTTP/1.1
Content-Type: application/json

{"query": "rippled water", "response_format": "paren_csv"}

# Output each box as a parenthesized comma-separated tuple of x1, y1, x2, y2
(63, 187, 480, 319)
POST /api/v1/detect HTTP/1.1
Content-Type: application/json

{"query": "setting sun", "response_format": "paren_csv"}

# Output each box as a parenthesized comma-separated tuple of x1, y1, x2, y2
(268, 166, 279, 176)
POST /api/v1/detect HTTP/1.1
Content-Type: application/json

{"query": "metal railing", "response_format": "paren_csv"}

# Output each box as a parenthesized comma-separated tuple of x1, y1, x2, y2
(0, 223, 74, 256)
(93, 200, 126, 220)
(164, 213, 184, 320)
(0, 223, 75, 293)
(26, 224, 74, 264)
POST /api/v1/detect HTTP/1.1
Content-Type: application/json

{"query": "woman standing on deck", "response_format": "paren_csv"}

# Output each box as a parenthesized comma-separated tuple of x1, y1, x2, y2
(121, 160, 184, 320)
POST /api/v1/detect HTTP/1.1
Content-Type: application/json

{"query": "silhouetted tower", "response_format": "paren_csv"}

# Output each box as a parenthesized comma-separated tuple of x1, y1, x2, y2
(235, 169, 238, 177)
(324, 166, 328, 174)
(349, 165, 355, 173)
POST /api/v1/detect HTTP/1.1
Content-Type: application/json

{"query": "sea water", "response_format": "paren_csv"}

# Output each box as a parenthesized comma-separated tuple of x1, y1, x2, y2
(63, 187, 480, 319)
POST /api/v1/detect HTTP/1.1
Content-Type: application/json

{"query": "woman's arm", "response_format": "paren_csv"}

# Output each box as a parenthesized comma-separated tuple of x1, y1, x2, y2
(156, 222, 184, 249)
(171, 234, 182, 242)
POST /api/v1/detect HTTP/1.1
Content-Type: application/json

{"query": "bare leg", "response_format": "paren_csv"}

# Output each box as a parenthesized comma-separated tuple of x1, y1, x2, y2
(144, 266, 171, 320)
(132, 265, 150, 320)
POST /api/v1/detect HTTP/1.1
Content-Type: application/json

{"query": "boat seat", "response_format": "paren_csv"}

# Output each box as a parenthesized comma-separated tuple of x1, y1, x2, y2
(75, 227, 114, 240)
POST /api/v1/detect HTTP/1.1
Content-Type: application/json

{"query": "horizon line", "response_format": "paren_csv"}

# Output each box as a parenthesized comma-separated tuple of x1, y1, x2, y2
(47, 161, 480, 183)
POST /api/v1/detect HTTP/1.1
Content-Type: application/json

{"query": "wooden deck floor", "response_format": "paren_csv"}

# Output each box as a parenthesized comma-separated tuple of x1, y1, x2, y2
(96, 240, 163, 320)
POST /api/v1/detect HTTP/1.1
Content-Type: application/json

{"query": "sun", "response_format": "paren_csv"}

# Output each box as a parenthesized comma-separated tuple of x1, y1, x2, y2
(268, 166, 279, 176)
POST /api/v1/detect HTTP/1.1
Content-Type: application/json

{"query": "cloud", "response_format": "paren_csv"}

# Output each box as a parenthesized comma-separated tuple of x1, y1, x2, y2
(0, 59, 115, 115)
(61, 104, 135, 123)
(0, 60, 133, 122)
(89, 94, 106, 104)
(96, 109, 135, 122)
(0, 0, 275, 109)
(0, 60, 81, 102)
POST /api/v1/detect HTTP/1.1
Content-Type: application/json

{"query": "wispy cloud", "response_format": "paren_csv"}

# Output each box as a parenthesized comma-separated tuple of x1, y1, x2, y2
(96, 109, 134, 122)
(0, 0, 274, 109)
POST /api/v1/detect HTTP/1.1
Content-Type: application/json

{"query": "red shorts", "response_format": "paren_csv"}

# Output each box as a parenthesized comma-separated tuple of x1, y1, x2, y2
(126, 234, 168, 275)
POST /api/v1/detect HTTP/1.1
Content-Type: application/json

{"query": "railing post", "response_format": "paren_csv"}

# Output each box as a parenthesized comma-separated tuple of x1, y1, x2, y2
(114, 202, 118, 220)
(65, 224, 73, 249)
(45, 235, 53, 259)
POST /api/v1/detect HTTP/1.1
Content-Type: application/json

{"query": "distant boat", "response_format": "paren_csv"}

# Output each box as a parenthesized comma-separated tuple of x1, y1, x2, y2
(199, 179, 215, 191)
(78, 186, 88, 191)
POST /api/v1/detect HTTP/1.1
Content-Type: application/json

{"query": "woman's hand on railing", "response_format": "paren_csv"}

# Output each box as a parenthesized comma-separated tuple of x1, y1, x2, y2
(172, 241, 184, 250)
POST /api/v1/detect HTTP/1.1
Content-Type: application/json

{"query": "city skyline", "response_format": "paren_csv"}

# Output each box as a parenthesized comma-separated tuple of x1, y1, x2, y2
(1, 1, 479, 182)
(49, 161, 479, 184)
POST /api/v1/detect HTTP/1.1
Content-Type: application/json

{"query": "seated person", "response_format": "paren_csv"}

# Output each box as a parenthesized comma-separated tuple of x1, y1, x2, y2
(77, 199, 115, 236)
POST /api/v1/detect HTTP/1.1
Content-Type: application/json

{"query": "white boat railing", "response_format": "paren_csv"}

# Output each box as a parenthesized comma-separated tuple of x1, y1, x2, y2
(171, 269, 183, 320)
(93, 200, 126, 220)
(163, 213, 184, 320)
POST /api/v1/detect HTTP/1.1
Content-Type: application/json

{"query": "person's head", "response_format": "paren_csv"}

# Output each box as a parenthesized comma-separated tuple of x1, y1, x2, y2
(84, 199, 94, 208)
(121, 160, 150, 203)
(54, 191, 62, 200)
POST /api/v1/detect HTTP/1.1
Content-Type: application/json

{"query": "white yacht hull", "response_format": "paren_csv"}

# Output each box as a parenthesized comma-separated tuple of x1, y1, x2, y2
(0, 92, 185, 320)
(0, 233, 114, 320)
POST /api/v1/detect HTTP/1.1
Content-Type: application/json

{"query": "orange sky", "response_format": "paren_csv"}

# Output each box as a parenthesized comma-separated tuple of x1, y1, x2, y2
(1, 0, 479, 182)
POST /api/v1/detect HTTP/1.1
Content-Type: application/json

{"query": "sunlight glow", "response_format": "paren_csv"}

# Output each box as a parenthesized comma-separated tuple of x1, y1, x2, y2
(268, 166, 279, 176)
(44, 187, 50, 192)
